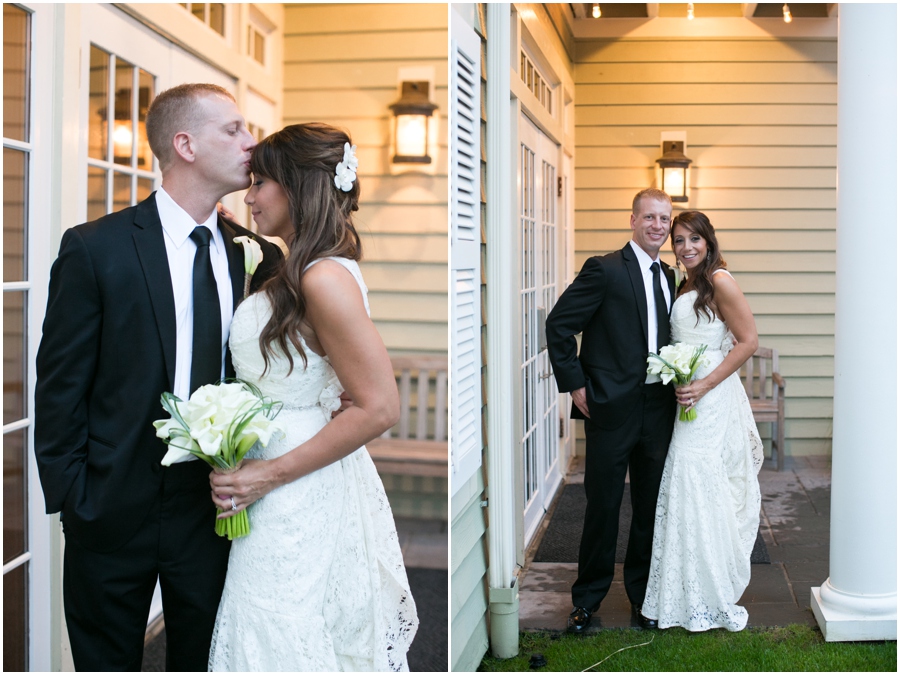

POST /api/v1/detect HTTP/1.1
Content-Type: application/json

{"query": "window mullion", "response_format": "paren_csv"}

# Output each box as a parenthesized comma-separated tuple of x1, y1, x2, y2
(3, 138, 33, 152)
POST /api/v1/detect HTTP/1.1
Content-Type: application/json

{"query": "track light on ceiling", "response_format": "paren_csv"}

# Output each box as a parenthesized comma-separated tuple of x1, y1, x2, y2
(687, 3, 694, 20)
(592, 3, 601, 19)
(783, 3, 793, 22)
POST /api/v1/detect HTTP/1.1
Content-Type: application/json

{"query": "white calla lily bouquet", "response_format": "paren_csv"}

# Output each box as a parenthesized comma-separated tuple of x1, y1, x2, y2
(647, 342, 710, 422)
(153, 380, 285, 540)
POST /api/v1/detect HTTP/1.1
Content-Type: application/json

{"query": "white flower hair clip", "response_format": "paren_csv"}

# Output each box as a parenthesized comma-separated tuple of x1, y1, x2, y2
(334, 142, 358, 192)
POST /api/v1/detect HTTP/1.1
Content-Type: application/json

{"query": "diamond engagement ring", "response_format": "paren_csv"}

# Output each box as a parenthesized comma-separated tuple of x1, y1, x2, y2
(689, 398, 693, 406)
(231, 497, 237, 511)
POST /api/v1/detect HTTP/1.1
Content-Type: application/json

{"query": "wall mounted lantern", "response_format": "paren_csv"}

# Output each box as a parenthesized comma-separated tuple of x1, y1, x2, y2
(656, 139, 692, 203)
(389, 80, 438, 164)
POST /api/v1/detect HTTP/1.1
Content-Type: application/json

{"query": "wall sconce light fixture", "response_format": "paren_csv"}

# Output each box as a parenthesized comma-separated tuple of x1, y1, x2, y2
(592, 3, 601, 19)
(389, 81, 438, 164)
(656, 139, 692, 203)
(782, 3, 793, 23)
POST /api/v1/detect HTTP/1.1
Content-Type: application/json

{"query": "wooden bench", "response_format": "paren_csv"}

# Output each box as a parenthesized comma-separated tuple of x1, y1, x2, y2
(740, 346, 786, 471)
(367, 356, 448, 478)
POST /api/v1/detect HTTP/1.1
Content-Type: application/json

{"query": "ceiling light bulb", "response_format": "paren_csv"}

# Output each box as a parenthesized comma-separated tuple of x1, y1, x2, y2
(687, 3, 695, 20)
(783, 4, 793, 22)
(592, 3, 601, 19)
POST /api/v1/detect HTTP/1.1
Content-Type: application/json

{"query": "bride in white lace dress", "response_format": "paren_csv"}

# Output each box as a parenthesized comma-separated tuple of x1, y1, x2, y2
(641, 211, 764, 632)
(207, 124, 417, 670)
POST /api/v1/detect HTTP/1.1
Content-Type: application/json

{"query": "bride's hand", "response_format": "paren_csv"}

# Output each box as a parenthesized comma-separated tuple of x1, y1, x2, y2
(209, 459, 280, 518)
(675, 378, 713, 411)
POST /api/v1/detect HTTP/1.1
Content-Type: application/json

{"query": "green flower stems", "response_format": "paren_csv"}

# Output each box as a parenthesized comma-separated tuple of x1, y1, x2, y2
(216, 508, 250, 540)
(679, 405, 698, 422)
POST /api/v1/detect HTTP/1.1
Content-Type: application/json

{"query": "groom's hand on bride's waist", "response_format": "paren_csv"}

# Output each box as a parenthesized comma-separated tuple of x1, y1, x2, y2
(332, 392, 353, 418)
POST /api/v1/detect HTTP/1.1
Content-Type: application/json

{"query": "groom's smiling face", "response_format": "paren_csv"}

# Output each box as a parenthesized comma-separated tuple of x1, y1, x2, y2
(630, 197, 672, 259)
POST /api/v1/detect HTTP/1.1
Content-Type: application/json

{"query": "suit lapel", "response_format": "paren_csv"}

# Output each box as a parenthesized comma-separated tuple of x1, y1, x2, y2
(133, 193, 177, 391)
(622, 244, 649, 349)
(218, 216, 245, 310)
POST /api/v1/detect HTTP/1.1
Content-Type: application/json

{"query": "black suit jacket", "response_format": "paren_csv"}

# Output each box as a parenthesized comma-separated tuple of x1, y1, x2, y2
(545, 243, 676, 430)
(34, 192, 283, 552)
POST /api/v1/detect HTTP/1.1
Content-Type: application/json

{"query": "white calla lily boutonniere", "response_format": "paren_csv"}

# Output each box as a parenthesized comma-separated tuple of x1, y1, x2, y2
(234, 236, 264, 299)
(672, 264, 683, 288)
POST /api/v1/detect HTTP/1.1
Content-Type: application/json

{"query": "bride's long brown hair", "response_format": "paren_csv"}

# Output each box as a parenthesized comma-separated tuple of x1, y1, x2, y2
(250, 123, 362, 374)
(670, 210, 727, 324)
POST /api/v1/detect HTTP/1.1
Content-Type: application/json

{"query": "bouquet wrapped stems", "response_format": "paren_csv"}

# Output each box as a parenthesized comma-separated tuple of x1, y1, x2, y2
(214, 463, 250, 541)
(678, 397, 698, 422)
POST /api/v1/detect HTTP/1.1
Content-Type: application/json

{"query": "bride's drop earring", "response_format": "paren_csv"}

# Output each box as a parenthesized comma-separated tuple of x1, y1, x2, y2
(707, 251, 711, 262)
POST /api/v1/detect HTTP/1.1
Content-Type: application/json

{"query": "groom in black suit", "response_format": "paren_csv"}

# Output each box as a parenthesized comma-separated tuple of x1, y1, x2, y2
(546, 188, 677, 632)
(34, 83, 282, 670)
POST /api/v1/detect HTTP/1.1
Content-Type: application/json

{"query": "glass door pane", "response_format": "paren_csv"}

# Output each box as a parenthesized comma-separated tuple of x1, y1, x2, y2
(3, 148, 27, 282)
(113, 58, 134, 166)
(88, 46, 110, 161)
(3, 564, 27, 672)
(2, 5, 30, 142)
(3, 427, 28, 562)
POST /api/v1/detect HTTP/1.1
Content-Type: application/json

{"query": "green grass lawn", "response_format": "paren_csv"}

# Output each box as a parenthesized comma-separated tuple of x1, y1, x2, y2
(478, 625, 896, 672)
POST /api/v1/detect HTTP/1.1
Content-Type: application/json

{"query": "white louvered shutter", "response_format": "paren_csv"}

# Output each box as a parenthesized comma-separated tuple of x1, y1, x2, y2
(450, 11, 482, 495)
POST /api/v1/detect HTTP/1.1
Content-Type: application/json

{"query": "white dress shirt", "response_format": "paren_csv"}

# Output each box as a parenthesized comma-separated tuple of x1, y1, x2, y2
(628, 240, 672, 383)
(156, 186, 233, 402)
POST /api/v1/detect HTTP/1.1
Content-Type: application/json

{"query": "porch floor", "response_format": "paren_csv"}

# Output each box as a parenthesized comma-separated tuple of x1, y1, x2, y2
(518, 454, 830, 632)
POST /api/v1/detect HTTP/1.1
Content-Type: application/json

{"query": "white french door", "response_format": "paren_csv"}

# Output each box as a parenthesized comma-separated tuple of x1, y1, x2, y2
(80, 3, 237, 628)
(519, 113, 562, 545)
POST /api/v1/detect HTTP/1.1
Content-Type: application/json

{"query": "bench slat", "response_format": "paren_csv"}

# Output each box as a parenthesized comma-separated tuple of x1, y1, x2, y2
(372, 356, 449, 478)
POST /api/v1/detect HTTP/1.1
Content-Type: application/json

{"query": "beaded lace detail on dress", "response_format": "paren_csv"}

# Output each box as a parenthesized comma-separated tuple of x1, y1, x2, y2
(641, 270, 763, 632)
(208, 257, 418, 671)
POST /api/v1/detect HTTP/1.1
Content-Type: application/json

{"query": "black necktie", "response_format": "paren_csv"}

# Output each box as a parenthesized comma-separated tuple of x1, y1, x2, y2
(189, 226, 222, 393)
(650, 262, 669, 353)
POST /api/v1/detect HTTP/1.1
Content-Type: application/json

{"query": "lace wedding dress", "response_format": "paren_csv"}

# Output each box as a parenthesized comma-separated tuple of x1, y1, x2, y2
(208, 257, 418, 671)
(641, 270, 764, 632)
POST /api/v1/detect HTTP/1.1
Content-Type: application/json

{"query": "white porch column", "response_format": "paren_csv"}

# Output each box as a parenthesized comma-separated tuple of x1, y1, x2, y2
(810, 3, 897, 642)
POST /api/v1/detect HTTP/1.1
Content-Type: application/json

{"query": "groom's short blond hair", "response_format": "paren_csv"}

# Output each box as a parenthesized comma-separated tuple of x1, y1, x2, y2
(146, 83, 235, 171)
(632, 188, 672, 215)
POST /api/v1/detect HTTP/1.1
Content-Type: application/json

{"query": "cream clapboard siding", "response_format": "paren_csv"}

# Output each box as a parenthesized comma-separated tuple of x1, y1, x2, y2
(574, 37, 836, 457)
(282, 3, 447, 358)
(451, 470, 489, 671)
(281, 4, 448, 520)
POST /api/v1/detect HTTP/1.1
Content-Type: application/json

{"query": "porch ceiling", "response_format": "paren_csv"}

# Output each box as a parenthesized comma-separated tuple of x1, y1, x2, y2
(569, 3, 835, 21)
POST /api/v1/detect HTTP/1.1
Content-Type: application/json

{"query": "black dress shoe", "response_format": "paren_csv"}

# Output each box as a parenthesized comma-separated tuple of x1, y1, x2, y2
(632, 604, 658, 630)
(567, 606, 593, 634)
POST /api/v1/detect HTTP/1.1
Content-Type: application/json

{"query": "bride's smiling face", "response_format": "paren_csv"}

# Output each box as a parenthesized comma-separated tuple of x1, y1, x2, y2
(672, 223, 708, 270)
(244, 175, 292, 243)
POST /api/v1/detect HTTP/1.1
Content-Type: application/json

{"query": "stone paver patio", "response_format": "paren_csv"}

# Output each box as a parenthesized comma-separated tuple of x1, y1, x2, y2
(519, 455, 831, 633)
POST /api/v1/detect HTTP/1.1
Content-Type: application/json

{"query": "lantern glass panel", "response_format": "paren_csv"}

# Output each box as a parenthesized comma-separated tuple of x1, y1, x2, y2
(395, 114, 428, 158)
(663, 166, 685, 200)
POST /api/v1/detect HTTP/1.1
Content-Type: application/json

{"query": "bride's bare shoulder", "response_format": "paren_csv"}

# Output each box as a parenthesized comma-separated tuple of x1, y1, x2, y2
(303, 259, 364, 311)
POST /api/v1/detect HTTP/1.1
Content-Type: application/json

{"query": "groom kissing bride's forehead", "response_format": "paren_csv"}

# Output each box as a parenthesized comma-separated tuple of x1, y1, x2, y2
(34, 82, 282, 671)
